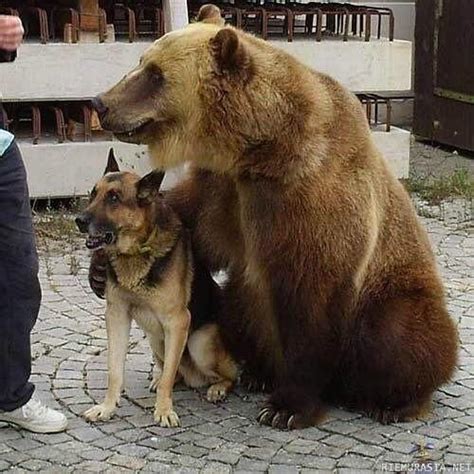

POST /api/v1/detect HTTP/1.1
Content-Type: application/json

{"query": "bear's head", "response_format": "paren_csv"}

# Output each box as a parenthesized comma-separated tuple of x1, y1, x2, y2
(93, 4, 323, 175)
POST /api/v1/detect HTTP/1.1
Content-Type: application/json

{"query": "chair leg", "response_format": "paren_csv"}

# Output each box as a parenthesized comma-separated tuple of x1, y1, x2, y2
(343, 9, 349, 41)
(365, 12, 371, 41)
(82, 105, 92, 142)
(39, 8, 49, 44)
(31, 106, 41, 145)
(50, 106, 66, 143)
(315, 9, 322, 42)
(261, 11, 268, 40)
(128, 8, 137, 42)
(287, 11, 294, 42)
(99, 8, 107, 43)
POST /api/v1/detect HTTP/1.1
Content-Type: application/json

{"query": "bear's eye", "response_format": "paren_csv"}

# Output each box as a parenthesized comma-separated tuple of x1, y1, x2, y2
(146, 64, 163, 83)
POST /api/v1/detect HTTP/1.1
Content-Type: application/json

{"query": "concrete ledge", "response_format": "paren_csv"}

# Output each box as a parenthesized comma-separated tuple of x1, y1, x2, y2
(1, 38, 411, 101)
(271, 38, 412, 91)
(372, 125, 410, 179)
(20, 127, 409, 199)
(19, 140, 183, 199)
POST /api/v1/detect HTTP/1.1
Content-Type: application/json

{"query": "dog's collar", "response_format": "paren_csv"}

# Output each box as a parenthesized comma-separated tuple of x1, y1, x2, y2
(138, 227, 158, 254)
(138, 227, 180, 258)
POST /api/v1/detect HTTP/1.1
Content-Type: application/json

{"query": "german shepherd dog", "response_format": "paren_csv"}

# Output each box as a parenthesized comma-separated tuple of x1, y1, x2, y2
(75, 150, 238, 427)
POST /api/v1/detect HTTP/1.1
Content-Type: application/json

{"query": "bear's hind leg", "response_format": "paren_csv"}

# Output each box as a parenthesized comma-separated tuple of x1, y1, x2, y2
(347, 292, 458, 424)
(368, 396, 432, 425)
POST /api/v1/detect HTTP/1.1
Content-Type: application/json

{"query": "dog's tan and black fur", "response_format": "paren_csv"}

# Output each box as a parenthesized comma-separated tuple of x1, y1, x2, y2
(76, 150, 237, 427)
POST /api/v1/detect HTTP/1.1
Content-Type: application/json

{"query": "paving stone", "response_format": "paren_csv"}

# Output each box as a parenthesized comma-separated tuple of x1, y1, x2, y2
(301, 469, 332, 474)
(107, 454, 146, 470)
(235, 457, 270, 472)
(6, 437, 44, 451)
(201, 462, 233, 473)
(207, 443, 246, 465)
(268, 464, 300, 474)
(194, 436, 226, 450)
(138, 436, 180, 451)
(285, 439, 317, 454)
(69, 426, 105, 443)
(321, 433, 356, 450)
(77, 447, 110, 462)
(171, 443, 209, 458)
(338, 469, 373, 474)
(337, 454, 375, 469)
(245, 446, 280, 461)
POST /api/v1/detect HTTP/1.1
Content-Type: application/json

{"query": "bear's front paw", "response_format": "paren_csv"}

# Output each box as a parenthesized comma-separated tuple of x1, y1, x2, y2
(257, 404, 299, 429)
(240, 370, 273, 393)
(257, 388, 326, 430)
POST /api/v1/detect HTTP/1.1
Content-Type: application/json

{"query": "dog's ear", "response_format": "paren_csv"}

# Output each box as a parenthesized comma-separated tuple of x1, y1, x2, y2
(196, 4, 224, 25)
(136, 170, 165, 204)
(104, 148, 120, 175)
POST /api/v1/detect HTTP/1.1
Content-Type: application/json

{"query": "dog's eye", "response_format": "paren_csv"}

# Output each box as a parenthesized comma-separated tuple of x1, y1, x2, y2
(90, 187, 97, 202)
(107, 191, 120, 205)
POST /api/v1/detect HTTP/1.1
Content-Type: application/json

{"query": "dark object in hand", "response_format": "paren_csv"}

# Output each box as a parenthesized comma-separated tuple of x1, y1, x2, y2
(89, 249, 107, 299)
(0, 49, 16, 62)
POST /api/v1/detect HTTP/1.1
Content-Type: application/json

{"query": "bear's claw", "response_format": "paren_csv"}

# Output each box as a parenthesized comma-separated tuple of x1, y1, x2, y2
(240, 372, 273, 393)
(258, 405, 295, 430)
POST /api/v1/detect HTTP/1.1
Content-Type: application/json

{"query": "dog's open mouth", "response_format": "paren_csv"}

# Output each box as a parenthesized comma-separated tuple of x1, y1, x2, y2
(86, 232, 116, 250)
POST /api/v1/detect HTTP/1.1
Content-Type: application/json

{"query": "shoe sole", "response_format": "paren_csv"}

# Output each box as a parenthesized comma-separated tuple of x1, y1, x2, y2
(0, 417, 68, 434)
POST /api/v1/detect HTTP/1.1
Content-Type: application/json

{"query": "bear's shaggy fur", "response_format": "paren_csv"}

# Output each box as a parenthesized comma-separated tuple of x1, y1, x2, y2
(94, 4, 458, 428)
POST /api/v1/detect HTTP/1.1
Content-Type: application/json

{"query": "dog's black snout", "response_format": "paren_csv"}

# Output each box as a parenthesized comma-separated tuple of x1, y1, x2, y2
(75, 214, 91, 234)
(91, 96, 108, 121)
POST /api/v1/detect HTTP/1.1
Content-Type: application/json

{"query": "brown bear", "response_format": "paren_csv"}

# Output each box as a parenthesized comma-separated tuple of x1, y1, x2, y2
(90, 4, 458, 429)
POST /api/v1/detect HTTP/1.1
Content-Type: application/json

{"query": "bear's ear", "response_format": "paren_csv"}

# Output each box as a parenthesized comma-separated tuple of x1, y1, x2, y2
(210, 28, 252, 79)
(104, 148, 120, 175)
(197, 4, 224, 25)
(136, 170, 165, 205)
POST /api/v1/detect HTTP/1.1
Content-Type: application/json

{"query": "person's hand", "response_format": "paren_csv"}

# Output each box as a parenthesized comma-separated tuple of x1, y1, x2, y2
(89, 249, 108, 299)
(0, 15, 24, 51)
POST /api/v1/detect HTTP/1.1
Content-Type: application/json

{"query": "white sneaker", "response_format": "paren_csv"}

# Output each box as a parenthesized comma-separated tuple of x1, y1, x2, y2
(0, 398, 68, 433)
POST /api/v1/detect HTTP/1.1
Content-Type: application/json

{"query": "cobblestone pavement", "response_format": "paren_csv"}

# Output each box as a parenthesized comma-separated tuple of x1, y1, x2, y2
(0, 198, 472, 473)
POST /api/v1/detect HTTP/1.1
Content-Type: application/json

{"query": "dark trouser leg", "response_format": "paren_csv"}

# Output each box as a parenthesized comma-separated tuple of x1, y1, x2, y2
(0, 141, 41, 412)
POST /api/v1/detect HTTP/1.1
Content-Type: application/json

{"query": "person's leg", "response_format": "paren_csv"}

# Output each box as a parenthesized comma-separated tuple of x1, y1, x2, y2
(0, 140, 67, 433)
(0, 140, 40, 411)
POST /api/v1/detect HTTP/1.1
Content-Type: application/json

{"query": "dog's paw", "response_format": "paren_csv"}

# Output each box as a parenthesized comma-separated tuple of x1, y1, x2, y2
(154, 407, 180, 428)
(83, 403, 116, 422)
(207, 382, 230, 403)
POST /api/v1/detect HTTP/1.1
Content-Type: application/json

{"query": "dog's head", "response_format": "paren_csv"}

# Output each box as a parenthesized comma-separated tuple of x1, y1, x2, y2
(75, 149, 166, 253)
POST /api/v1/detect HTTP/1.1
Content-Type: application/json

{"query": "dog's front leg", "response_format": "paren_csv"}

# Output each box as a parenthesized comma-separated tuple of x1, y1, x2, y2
(154, 308, 190, 427)
(84, 299, 131, 422)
